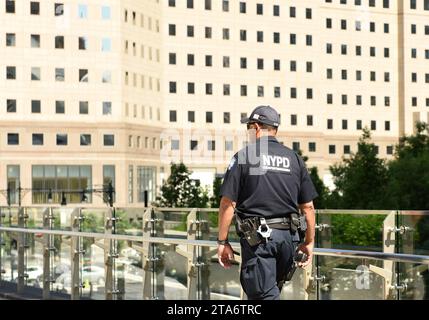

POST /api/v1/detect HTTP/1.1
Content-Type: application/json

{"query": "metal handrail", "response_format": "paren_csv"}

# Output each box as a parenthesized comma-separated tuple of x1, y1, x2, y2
(1, 226, 429, 265)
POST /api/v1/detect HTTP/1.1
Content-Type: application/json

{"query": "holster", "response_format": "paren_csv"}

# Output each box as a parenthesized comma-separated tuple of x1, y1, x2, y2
(234, 214, 262, 247)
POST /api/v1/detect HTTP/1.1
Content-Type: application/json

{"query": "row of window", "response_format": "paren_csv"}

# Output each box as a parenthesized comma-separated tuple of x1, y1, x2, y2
(124, 41, 160, 62)
(5, 66, 110, 83)
(4, 33, 112, 51)
(327, 69, 393, 82)
(4, 1, 112, 19)
(168, 110, 392, 131)
(327, 0, 429, 10)
(123, 9, 160, 32)
(169, 0, 299, 17)
(124, 103, 161, 121)
(325, 0, 392, 8)
(326, 43, 391, 58)
(4, 100, 112, 115)
(4, 133, 115, 146)
(325, 94, 429, 107)
(326, 19, 391, 33)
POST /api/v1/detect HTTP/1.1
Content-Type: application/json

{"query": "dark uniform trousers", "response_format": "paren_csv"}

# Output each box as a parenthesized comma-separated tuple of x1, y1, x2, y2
(240, 228, 297, 300)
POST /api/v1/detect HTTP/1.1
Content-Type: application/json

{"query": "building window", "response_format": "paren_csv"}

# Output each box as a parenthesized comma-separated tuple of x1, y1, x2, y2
(291, 88, 297, 99)
(344, 145, 351, 154)
(356, 45, 362, 56)
(306, 35, 312, 46)
(241, 85, 247, 96)
(168, 24, 176, 36)
(206, 111, 213, 123)
(425, 0, 429, 10)
(412, 97, 418, 107)
(290, 6, 296, 18)
(128, 165, 134, 203)
(327, 119, 333, 129)
(7, 165, 20, 204)
(385, 121, 391, 131)
(383, 0, 390, 8)
(224, 112, 230, 124)
(290, 61, 297, 71)
(307, 115, 313, 126)
(240, 30, 247, 41)
(385, 72, 390, 82)
(207, 140, 215, 151)
(104, 134, 115, 146)
(188, 82, 195, 94)
(370, 22, 375, 32)
(371, 121, 377, 130)
(384, 23, 389, 33)
(223, 0, 229, 12)
(32, 133, 44, 146)
(78, 4, 87, 18)
(257, 86, 264, 97)
(329, 145, 336, 154)
(31, 100, 41, 113)
(55, 68, 65, 81)
(306, 88, 313, 99)
(205, 55, 213, 67)
(370, 47, 376, 57)
(257, 58, 264, 70)
(273, 5, 280, 16)
(290, 33, 296, 45)
(7, 99, 16, 112)
(341, 44, 347, 55)
(30, 2, 40, 15)
(257, 3, 263, 15)
(223, 56, 230, 68)
(168, 0, 175, 7)
(292, 142, 300, 152)
(102, 38, 111, 52)
(341, 19, 347, 30)
(223, 28, 230, 40)
(327, 94, 333, 104)
(205, 0, 212, 10)
(240, 2, 246, 13)
(273, 32, 280, 43)
(55, 100, 64, 114)
(326, 43, 332, 54)
(32, 165, 92, 204)
(206, 83, 213, 95)
(225, 140, 233, 151)
(205, 27, 212, 38)
(6, 33, 16, 46)
(7, 133, 19, 145)
(79, 69, 88, 82)
(224, 84, 230, 95)
(342, 95, 348, 105)
(356, 95, 362, 105)
(56, 134, 67, 145)
(257, 31, 264, 42)
(187, 54, 195, 66)
(291, 114, 297, 126)
(190, 140, 198, 151)
(137, 166, 156, 204)
(55, 36, 64, 49)
(6, 0, 15, 13)
(386, 146, 393, 155)
(79, 101, 88, 114)
(327, 18, 332, 29)
(188, 111, 195, 123)
(169, 53, 176, 65)
(309, 142, 316, 152)
(342, 119, 348, 130)
(169, 110, 177, 122)
(187, 25, 194, 37)
(103, 101, 112, 115)
(274, 87, 281, 98)
(357, 120, 362, 130)
(306, 8, 312, 19)
(371, 96, 377, 106)
(240, 57, 247, 69)
(54, 3, 64, 16)
(169, 81, 177, 93)
(31, 67, 41, 81)
(274, 59, 280, 71)
(31, 34, 40, 48)
(102, 6, 111, 19)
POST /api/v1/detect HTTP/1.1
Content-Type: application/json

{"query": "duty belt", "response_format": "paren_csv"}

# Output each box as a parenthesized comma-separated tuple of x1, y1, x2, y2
(264, 217, 292, 230)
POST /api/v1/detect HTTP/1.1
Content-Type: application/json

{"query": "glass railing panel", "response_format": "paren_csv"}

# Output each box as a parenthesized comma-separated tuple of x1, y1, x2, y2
(115, 208, 144, 236)
(316, 256, 395, 300)
(316, 210, 391, 252)
(51, 207, 77, 231)
(397, 211, 429, 256)
(80, 208, 108, 234)
(114, 239, 143, 300)
(79, 236, 106, 299)
(398, 262, 429, 300)
(0, 231, 17, 285)
(162, 241, 188, 299)
(50, 235, 73, 296)
(158, 209, 188, 240)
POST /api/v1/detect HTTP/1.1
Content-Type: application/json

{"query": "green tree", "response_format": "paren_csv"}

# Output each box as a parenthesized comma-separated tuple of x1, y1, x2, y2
(156, 162, 209, 208)
(297, 149, 329, 208)
(384, 122, 429, 210)
(209, 176, 222, 208)
(328, 128, 389, 209)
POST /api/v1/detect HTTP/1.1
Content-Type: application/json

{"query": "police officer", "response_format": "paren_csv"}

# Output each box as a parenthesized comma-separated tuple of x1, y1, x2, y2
(217, 105, 318, 300)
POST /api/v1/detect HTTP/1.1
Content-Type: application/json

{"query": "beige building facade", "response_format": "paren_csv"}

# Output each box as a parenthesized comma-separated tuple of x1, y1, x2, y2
(1, 0, 428, 207)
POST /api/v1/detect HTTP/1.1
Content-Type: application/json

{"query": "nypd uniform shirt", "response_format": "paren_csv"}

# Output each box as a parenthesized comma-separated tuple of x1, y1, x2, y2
(220, 136, 318, 219)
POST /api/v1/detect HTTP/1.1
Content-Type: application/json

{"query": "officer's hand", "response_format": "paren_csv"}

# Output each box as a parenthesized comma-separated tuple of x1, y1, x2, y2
(217, 244, 234, 269)
(297, 242, 314, 268)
